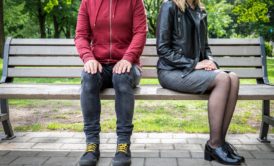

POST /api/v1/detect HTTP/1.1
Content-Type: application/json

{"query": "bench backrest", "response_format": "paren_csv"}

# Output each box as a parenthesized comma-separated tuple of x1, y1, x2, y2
(1, 37, 269, 84)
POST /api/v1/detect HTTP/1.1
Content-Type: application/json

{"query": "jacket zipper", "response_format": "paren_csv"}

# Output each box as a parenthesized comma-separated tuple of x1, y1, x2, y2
(178, 17, 181, 36)
(109, 0, 113, 63)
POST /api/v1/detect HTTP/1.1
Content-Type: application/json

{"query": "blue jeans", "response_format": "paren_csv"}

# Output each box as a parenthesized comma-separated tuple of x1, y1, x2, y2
(80, 65, 141, 144)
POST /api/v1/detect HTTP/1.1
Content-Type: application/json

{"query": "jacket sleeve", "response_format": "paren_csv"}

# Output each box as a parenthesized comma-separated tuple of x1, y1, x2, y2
(203, 14, 219, 68)
(204, 15, 213, 60)
(156, 2, 194, 68)
(122, 0, 147, 64)
(74, 0, 95, 64)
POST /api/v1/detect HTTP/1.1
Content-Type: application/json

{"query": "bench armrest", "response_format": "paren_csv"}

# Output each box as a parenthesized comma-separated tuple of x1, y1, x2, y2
(0, 78, 6, 84)
(264, 83, 274, 86)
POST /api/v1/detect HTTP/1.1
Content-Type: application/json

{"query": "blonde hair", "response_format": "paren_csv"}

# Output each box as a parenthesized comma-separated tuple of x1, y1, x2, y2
(172, 0, 204, 12)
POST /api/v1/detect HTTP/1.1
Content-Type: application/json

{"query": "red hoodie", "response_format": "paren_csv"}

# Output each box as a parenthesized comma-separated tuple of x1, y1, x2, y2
(74, 0, 147, 65)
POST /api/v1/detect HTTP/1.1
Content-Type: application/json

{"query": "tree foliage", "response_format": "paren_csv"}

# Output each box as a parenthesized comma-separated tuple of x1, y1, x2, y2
(203, 0, 233, 38)
(3, 0, 79, 38)
(0, 0, 4, 57)
(43, 0, 79, 38)
(233, 0, 269, 23)
(4, 0, 39, 38)
(144, 0, 161, 38)
(232, 0, 273, 41)
(2, 0, 274, 42)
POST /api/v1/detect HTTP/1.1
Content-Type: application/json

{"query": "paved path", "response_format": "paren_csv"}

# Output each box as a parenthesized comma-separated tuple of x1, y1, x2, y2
(0, 132, 274, 166)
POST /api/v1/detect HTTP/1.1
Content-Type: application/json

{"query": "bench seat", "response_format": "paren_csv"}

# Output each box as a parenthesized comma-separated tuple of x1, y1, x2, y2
(0, 83, 273, 100)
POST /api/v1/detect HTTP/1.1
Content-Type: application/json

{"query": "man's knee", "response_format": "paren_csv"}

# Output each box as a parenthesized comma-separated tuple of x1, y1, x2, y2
(81, 71, 101, 92)
(112, 73, 132, 93)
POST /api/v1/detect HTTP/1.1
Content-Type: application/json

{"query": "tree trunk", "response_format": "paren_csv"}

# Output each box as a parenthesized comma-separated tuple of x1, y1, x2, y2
(64, 23, 71, 38)
(53, 15, 61, 38)
(0, 0, 4, 58)
(38, 0, 46, 38)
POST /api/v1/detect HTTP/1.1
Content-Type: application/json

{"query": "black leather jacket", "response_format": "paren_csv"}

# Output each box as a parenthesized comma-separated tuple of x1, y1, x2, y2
(156, 1, 216, 77)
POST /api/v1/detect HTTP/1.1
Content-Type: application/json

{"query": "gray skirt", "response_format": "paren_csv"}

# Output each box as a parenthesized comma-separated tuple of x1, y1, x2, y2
(158, 69, 221, 94)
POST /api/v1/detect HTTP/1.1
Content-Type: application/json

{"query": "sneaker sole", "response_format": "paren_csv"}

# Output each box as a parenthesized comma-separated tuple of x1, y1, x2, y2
(79, 159, 98, 166)
(112, 160, 131, 166)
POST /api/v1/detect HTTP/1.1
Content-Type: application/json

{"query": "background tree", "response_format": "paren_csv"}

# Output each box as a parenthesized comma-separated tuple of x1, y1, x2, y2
(144, 0, 161, 38)
(2, 0, 274, 45)
(44, 0, 79, 38)
(232, 0, 273, 41)
(12, 0, 48, 38)
(0, 0, 4, 58)
(4, 0, 39, 38)
(203, 0, 233, 38)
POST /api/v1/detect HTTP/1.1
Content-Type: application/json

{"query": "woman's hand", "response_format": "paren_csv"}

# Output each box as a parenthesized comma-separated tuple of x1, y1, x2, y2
(195, 61, 206, 70)
(203, 60, 217, 70)
(195, 60, 217, 70)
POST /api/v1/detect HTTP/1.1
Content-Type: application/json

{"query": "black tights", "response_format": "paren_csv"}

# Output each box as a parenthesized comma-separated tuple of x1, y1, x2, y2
(206, 71, 239, 148)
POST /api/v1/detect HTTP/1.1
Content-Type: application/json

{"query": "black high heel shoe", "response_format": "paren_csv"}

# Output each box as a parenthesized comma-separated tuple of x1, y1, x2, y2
(224, 141, 245, 162)
(204, 142, 241, 165)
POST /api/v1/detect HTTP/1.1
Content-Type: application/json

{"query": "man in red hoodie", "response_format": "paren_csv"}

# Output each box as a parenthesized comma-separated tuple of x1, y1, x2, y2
(74, 0, 147, 166)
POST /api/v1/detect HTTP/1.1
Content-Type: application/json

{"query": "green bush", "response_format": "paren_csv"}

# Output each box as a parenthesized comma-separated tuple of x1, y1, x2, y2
(265, 42, 273, 57)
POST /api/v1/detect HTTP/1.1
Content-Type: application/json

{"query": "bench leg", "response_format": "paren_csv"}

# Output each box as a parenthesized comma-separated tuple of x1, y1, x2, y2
(1, 99, 15, 140)
(257, 100, 270, 143)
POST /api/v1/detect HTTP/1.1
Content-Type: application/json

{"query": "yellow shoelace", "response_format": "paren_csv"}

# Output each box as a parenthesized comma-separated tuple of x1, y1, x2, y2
(86, 144, 97, 152)
(117, 144, 128, 153)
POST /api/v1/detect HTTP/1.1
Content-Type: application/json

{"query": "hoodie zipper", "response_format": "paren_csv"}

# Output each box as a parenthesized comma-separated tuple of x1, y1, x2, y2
(109, 0, 113, 63)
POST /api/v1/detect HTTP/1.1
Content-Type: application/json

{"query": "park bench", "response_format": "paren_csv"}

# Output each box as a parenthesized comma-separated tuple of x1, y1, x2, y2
(0, 37, 273, 142)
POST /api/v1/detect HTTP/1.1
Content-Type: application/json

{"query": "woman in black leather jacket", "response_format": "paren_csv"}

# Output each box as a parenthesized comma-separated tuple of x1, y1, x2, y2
(156, 0, 244, 165)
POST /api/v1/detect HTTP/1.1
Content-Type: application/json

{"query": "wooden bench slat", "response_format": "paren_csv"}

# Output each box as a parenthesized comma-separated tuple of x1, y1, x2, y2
(9, 46, 77, 56)
(0, 84, 273, 100)
(9, 45, 261, 56)
(8, 56, 262, 67)
(213, 57, 262, 66)
(140, 68, 263, 79)
(10, 38, 260, 46)
(7, 67, 263, 79)
(9, 56, 84, 66)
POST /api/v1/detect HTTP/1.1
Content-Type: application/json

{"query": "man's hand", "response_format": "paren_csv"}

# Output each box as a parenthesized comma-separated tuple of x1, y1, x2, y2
(113, 60, 132, 74)
(84, 60, 102, 74)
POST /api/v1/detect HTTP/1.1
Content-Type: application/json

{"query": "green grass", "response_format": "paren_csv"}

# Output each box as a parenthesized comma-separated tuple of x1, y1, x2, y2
(47, 122, 83, 131)
(14, 123, 42, 132)
(0, 58, 274, 133)
(267, 58, 274, 83)
(10, 100, 268, 134)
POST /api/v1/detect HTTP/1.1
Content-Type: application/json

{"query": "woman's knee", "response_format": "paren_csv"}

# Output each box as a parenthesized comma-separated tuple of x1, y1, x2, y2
(214, 71, 231, 87)
(228, 72, 239, 85)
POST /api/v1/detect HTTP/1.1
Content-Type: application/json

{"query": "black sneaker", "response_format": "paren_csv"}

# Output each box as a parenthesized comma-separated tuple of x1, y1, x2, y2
(79, 143, 100, 166)
(112, 144, 131, 166)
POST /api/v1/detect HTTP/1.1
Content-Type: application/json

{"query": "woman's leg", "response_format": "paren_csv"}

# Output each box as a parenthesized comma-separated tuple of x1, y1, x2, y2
(221, 72, 239, 138)
(207, 72, 231, 148)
